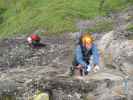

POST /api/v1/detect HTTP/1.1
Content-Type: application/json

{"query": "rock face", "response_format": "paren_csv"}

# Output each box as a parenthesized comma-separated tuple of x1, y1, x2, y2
(98, 8, 133, 76)
(0, 37, 72, 70)
(98, 30, 133, 76)
(0, 36, 74, 100)
(0, 34, 132, 100)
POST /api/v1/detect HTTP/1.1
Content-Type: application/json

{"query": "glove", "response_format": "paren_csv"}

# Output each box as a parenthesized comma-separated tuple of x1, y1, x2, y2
(84, 65, 91, 75)
(27, 37, 32, 44)
(93, 65, 100, 72)
(86, 65, 91, 72)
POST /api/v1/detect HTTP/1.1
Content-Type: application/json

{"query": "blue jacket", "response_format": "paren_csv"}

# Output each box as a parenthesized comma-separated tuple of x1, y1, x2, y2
(75, 44, 99, 67)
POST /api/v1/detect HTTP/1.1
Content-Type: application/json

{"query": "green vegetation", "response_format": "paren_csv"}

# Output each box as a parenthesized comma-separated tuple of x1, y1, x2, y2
(127, 24, 133, 32)
(0, 94, 15, 100)
(100, 0, 132, 13)
(127, 24, 133, 40)
(87, 20, 113, 33)
(0, 0, 132, 37)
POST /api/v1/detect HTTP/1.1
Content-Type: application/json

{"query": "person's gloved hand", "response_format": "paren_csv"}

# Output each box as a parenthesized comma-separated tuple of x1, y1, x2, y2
(84, 64, 91, 75)
(93, 65, 100, 72)
(27, 37, 32, 44)
(86, 65, 91, 72)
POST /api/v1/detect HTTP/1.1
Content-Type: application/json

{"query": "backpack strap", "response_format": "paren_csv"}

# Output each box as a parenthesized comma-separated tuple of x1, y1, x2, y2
(80, 44, 92, 64)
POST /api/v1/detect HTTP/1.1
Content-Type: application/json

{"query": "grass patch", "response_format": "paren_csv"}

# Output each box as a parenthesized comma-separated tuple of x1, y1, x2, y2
(0, 94, 15, 100)
(126, 24, 133, 40)
(0, 0, 132, 37)
(127, 24, 133, 32)
(101, 0, 132, 13)
(87, 20, 113, 33)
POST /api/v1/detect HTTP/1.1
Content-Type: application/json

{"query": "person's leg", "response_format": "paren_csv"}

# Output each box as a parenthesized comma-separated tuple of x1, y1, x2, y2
(69, 66, 74, 76)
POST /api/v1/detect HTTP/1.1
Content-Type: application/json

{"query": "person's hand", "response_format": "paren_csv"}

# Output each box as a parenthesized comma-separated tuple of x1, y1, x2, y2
(77, 64, 83, 69)
(93, 65, 100, 72)
(86, 65, 91, 72)
(27, 37, 32, 44)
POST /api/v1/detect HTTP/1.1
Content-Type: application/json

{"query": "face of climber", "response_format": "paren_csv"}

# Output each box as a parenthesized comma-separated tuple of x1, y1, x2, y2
(82, 35, 93, 50)
(85, 42, 92, 50)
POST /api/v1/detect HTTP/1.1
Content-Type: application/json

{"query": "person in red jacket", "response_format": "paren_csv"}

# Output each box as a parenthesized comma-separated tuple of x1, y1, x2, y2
(27, 34, 41, 47)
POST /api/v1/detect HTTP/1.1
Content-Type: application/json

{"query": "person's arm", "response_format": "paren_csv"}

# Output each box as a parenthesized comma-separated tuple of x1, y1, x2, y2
(75, 45, 87, 67)
(92, 44, 99, 66)
(92, 44, 100, 72)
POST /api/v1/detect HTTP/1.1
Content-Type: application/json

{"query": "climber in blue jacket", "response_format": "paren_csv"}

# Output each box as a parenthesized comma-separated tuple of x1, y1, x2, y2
(72, 33, 100, 76)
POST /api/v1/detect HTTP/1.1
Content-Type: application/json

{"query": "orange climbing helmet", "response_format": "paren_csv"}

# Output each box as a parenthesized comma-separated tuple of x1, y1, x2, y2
(81, 33, 94, 45)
